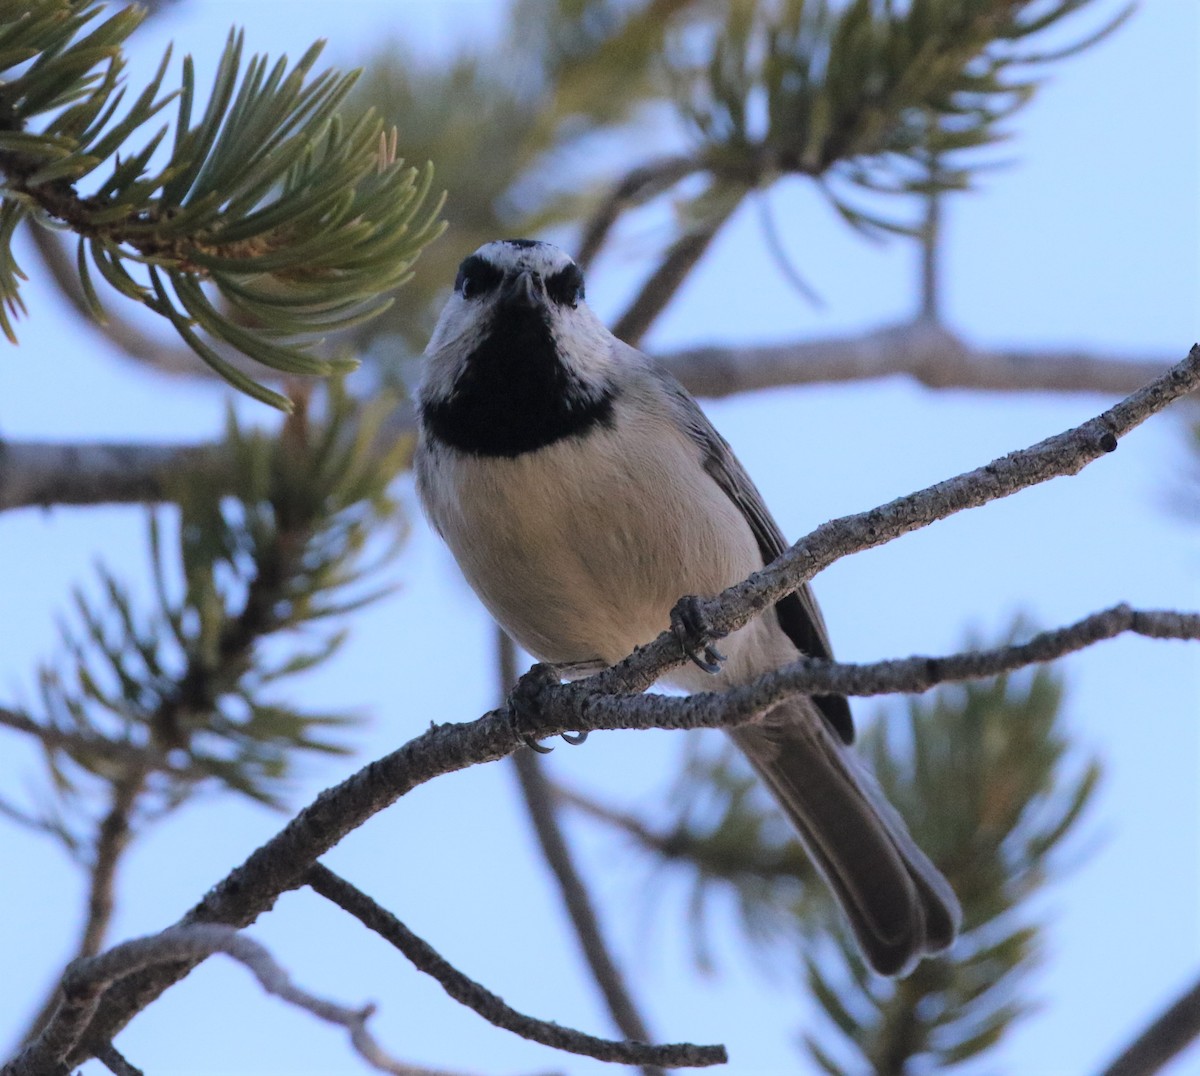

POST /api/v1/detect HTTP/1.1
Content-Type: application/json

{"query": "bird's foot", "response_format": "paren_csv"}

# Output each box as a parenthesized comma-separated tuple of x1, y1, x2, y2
(507, 663, 588, 751)
(670, 595, 727, 674)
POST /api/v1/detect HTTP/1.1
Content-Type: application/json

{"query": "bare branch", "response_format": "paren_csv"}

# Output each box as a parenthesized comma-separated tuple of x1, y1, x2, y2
(0, 440, 232, 512)
(18, 775, 143, 1045)
(657, 321, 1181, 400)
(305, 864, 724, 1069)
(513, 752, 667, 1070)
(499, 630, 663, 1073)
(579, 345, 1200, 702)
(92, 1042, 144, 1076)
(1098, 974, 1200, 1076)
(4, 924, 436, 1076)
(537, 606, 1200, 740)
(43, 344, 1198, 1066)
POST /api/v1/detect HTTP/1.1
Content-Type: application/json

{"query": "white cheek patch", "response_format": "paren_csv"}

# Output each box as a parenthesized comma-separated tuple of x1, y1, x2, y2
(421, 298, 492, 402)
(547, 306, 621, 393)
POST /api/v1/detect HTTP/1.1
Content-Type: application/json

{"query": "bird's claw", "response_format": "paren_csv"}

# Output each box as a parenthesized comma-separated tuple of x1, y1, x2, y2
(670, 595, 728, 675)
(507, 663, 588, 751)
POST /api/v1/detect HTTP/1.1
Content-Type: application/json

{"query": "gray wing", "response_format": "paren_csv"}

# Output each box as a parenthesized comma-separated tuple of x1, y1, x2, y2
(638, 353, 854, 744)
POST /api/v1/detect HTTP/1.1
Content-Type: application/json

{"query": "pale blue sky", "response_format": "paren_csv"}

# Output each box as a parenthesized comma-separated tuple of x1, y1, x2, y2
(1, 3, 1197, 1075)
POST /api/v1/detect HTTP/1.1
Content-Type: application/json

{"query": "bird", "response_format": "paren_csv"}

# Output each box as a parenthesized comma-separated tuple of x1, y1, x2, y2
(414, 237, 961, 975)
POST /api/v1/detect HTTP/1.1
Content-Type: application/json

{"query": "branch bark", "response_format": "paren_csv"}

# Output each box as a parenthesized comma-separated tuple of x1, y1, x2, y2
(14, 343, 1196, 1070)
(2, 923, 446, 1076)
(655, 320, 1181, 400)
(306, 865, 723, 1070)
(1098, 974, 1200, 1076)
(0, 440, 231, 511)
(18, 774, 143, 1046)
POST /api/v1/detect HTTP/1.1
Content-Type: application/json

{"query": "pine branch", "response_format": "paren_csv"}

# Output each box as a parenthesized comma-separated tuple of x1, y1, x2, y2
(29, 344, 1196, 1068)
(306, 865, 724, 1070)
(674, 0, 1133, 235)
(575, 155, 705, 268)
(26, 224, 240, 378)
(612, 215, 728, 346)
(0, 1, 445, 409)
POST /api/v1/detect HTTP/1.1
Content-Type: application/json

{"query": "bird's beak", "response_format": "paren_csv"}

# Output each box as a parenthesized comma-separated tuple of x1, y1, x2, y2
(501, 269, 540, 309)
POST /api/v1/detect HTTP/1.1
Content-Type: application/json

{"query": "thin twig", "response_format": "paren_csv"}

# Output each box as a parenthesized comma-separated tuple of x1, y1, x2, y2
(550, 784, 674, 855)
(18, 774, 144, 1046)
(1, 924, 431, 1076)
(41, 344, 1199, 1067)
(575, 156, 705, 269)
(92, 1042, 144, 1076)
(612, 218, 730, 346)
(552, 780, 811, 888)
(501, 633, 664, 1076)
(537, 606, 1200, 740)
(919, 149, 943, 322)
(1098, 974, 1200, 1076)
(305, 864, 726, 1069)
(754, 190, 824, 309)
(82, 779, 142, 959)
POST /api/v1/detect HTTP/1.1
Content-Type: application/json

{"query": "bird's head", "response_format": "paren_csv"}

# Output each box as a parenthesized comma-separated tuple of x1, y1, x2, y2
(420, 239, 614, 409)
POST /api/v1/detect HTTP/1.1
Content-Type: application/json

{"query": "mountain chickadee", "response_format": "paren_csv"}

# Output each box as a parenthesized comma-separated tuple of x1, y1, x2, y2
(415, 238, 961, 975)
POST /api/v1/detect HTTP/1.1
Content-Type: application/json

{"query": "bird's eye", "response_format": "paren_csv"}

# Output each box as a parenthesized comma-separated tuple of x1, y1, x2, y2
(455, 255, 503, 300)
(545, 263, 585, 308)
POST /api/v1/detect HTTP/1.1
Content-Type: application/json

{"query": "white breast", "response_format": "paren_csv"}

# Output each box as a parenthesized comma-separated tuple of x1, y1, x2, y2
(416, 400, 763, 670)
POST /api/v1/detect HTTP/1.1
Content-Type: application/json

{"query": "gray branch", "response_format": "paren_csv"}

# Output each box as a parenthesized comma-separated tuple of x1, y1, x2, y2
(17, 774, 144, 1047)
(306, 864, 724, 1070)
(0, 326, 1181, 513)
(656, 320, 1180, 400)
(531, 606, 1200, 740)
(0, 440, 231, 511)
(575, 156, 706, 269)
(1097, 974, 1200, 1076)
(1, 924, 449, 1076)
(15, 344, 1197, 1070)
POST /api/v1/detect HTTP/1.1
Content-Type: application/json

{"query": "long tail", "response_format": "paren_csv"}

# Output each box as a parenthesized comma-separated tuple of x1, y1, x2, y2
(730, 703, 961, 976)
